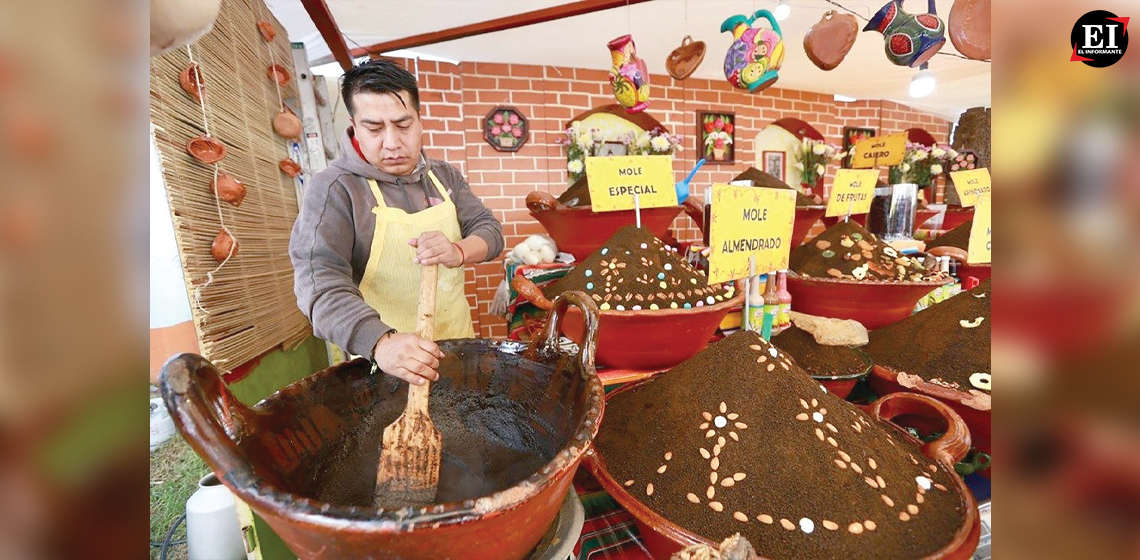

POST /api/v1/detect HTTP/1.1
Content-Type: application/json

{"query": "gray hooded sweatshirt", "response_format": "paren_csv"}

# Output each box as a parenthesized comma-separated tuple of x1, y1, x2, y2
(289, 129, 504, 357)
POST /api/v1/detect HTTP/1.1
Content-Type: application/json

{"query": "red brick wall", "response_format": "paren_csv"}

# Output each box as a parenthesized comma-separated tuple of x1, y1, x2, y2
(406, 59, 951, 338)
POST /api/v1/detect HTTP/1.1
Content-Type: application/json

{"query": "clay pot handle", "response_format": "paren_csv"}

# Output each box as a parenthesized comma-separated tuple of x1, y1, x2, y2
(511, 273, 556, 311)
(926, 246, 968, 263)
(159, 354, 258, 477)
(682, 196, 704, 231)
(534, 290, 600, 373)
(681, 35, 693, 46)
(525, 191, 564, 212)
(872, 392, 972, 465)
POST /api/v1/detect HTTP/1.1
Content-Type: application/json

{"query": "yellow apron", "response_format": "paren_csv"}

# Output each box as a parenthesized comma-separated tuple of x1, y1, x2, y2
(360, 170, 475, 340)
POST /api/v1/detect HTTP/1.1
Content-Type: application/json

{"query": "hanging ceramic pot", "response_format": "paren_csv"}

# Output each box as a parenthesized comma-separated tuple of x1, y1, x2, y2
(267, 64, 291, 87)
(278, 158, 302, 178)
(187, 135, 227, 164)
(151, 0, 221, 56)
(607, 35, 650, 113)
(212, 172, 246, 207)
(720, 10, 785, 93)
(211, 230, 238, 262)
(272, 107, 302, 139)
(803, 10, 859, 71)
(179, 63, 203, 104)
(666, 36, 706, 80)
(256, 21, 277, 42)
(948, 0, 990, 61)
(863, 0, 946, 67)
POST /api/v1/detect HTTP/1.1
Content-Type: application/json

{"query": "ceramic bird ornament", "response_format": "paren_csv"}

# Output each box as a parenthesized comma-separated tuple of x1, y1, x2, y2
(720, 10, 785, 93)
(863, 0, 947, 67)
(607, 35, 650, 113)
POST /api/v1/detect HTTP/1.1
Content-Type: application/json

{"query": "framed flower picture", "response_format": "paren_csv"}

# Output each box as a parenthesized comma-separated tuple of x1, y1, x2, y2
(842, 126, 875, 168)
(698, 111, 735, 164)
(484, 106, 528, 152)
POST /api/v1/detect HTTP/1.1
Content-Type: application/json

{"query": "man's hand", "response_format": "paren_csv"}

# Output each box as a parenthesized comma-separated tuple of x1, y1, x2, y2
(409, 230, 462, 268)
(372, 332, 445, 385)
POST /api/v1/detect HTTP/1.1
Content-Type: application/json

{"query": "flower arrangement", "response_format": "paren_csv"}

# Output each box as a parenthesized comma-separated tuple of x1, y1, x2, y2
(555, 121, 683, 182)
(888, 143, 958, 186)
(700, 114, 735, 163)
(485, 108, 528, 151)
(793, 137, 844, 187)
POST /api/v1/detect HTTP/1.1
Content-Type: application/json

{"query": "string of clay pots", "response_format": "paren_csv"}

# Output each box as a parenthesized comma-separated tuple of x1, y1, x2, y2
(257, 2, 304, 175)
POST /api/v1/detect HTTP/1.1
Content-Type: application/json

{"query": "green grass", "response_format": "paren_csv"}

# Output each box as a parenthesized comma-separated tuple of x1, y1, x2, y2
(150, 436, 209, 560)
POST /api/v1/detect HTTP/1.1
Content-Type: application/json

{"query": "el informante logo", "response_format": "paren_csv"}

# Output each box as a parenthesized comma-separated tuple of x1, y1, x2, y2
(1071, 10, 1129, 67)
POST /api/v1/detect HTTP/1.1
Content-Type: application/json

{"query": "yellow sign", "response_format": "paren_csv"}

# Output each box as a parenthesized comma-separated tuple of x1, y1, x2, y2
(950, 167, 991, 207)
(850, 133, 906, 168)
(825, 168, 879, 217)
(584, 155, 678, 212)
(707, 185, 796, 284)
(967, 193, 991, 264)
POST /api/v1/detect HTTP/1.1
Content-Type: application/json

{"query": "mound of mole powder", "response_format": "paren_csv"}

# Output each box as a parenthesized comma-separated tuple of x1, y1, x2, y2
(772, 326, 868, 378)
(925, 222, 972, 251)
(595, 331, 966, 560)
(864, 279, 991, 397)
(790, 221, 941, 282)
(732, 167, 820, 207)
(544, 226, 734, 310)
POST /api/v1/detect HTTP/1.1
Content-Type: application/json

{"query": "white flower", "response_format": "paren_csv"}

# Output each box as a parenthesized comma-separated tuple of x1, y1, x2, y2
(947, 148, 959, 159)
(651, 136, 671, 152)
(914, 150, 928, 161)
(567, 159, 584, 174)
(930, 164, 943, 174)
(793, 162, 804, 170)
(637, 133, 651, 148)
(576, 133, 591, 147)
(900, 163, 911, 172)
(815, 164, 826, 174)
(812, 143, 826, 155)
(931, 147, 946, 158)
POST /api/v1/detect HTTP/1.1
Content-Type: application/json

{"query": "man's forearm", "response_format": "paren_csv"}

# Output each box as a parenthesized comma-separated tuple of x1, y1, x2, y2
(455, 235, 489, 264)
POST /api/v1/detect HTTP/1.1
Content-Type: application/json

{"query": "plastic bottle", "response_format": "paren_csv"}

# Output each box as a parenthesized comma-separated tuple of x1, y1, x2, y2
(776, 270, 792, 332)
(938, 256, 952, 301)
(746, 274, 766, 332)
(186, 473, 246, 560)
(761, 273, 779, 340)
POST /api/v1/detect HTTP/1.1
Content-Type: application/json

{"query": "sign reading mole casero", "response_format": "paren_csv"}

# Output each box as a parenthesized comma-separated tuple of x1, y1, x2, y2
(585, 155, 678, 212)
(707, 184, 796, 284)
(850, 133, 906, 168)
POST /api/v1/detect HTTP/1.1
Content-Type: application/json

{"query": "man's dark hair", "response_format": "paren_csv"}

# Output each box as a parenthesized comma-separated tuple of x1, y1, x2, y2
(340, 59, 420, 116)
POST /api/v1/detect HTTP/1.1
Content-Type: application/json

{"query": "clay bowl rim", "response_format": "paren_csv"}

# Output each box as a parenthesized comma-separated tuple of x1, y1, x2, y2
(515, 275, 745, 319)
(217, 339, 604, 531)
(871, 362, 992, 412)
(787, 273, 951, 288)
(807, 347, 873, 382)
(586, 378, 980, 558)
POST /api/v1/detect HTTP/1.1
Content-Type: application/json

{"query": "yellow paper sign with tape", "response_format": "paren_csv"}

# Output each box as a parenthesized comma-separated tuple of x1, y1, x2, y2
(850, 133, 906, 168)
(708, 185, 796, 284)
(967, 193, 991, 264)
(585, 155, 677, 212)
(826, 168, 880, 217)
(951, 167, 991, 207)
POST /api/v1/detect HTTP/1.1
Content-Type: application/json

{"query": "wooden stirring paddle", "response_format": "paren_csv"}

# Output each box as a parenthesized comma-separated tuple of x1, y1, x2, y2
(374, 264, 442, 508)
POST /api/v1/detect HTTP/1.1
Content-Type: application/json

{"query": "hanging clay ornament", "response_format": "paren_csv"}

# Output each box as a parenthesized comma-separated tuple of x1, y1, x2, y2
(272, 107, 302, 139)
(267, 64, 291, 87)
(666, 35, 706, 80)
(720, 10, 785, 92)
(187, 134, 227, 164)
(947, 0, 990, 61)
(179, 62, 203, 104)
(211, 229, 238, 262)
(863, 0, 946, 67)
(278, 158, 302, 177)
(256, 21, 277, 42)
(212, 172, 246, 206)
(803, 11, 859, 71)
(607, 35, 650, 113)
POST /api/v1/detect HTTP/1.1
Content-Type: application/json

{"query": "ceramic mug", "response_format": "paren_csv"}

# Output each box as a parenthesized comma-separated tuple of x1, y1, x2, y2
(720, 10, 785, 92)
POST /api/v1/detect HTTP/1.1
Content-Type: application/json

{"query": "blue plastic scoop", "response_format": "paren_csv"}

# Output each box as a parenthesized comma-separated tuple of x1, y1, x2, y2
(674, 158, 706, 203)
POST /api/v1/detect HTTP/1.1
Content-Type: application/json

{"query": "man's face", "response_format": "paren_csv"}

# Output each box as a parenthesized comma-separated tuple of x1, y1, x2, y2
(350, 90, 423, 176)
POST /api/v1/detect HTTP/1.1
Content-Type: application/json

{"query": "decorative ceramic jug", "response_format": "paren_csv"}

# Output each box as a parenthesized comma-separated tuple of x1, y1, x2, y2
(863, 0, 946, 67)
(720, 10, 785, 93)
(607, 35, 650, 113)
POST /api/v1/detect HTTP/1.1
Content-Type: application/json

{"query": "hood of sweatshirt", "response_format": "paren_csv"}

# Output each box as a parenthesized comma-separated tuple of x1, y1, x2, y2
(329, 127, 427, 185)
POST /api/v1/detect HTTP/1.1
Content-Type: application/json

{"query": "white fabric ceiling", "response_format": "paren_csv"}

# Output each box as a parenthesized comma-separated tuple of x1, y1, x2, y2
(267, 0, 990, 120)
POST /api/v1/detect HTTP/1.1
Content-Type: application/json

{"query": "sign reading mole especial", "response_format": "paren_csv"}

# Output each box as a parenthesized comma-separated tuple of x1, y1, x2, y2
(707, 185, 796, 284)
(585, 155, 678, 212)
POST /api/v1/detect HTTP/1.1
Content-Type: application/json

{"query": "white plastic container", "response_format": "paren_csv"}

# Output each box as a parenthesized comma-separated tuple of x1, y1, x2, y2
(186, 473, 246, 560)
(150, 398, 176, 451)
